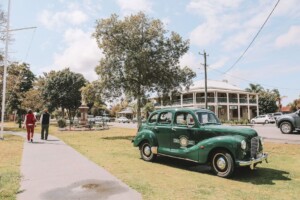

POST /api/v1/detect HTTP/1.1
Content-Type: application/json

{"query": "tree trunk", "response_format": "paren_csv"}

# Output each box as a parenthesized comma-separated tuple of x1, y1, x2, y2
(137, 95, 141, 128)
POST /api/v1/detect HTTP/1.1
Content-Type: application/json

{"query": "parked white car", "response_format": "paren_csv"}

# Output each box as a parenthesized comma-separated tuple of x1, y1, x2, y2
(251, 115, 275, 124)
(116, 116, 130, 123)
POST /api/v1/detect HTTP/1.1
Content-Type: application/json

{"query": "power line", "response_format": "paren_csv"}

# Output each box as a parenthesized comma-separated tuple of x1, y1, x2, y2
(223, 0, 281, 74)
(210, 67, 300, 91)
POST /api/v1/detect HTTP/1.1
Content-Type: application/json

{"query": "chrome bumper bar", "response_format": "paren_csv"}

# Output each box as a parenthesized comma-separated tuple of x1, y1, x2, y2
(237, 153, 268, 169)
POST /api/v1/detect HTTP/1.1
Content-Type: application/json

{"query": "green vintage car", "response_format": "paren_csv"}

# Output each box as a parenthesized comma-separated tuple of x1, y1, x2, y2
(132, 108, 268, 178)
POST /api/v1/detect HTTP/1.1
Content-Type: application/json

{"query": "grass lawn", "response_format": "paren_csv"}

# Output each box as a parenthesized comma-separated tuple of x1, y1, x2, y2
(51, 127, 300, 200)
(0, 134, 23, 200)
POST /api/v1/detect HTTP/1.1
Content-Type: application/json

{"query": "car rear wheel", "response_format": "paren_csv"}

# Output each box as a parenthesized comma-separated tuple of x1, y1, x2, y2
(140, 142, 156, 162)
(280, 122, 293, 134)
(211, 150, 234, 178)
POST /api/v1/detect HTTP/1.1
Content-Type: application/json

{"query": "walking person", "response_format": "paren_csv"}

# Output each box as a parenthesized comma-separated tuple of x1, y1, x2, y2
(24, 109, 36, 142)
(40, 109, 50, 140)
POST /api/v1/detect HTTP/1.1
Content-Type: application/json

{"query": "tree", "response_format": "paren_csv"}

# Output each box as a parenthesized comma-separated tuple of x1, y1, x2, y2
(80, 81, 106, 110)
(245, 83, 264, 93)
(94, 12, 196, 126)
(0, 62, 35, 115)
(272, 89, 286, 112)
(288, 99, 300, 112)
(41, 68, 86, 119)
(258, 90, 278, 114)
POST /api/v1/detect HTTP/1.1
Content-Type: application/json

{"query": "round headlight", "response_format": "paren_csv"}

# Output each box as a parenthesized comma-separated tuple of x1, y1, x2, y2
(241, 140, 247, 150)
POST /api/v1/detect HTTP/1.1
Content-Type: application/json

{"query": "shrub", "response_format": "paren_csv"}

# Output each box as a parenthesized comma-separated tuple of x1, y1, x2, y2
(57, 118, 66, 128)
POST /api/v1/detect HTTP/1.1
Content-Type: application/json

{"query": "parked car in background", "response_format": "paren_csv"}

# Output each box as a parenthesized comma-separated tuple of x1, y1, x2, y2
(87, 115, 95, 124)
(132, 108, 268, 178)
(95, 116, 103, 122)
(272, 112, 283, 121)
(132, 117, 146, 123)
(250, 115, 275, 124)
(103, 116, 111, 122)
(116, 116, 130, 123)
(276, 110, 300, 134)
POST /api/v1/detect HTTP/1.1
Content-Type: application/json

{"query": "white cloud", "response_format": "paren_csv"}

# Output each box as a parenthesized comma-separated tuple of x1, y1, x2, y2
(117, 0, 152, 15)
(180, 52, 200, 71)
(50, 29, 103, 81)
(189, 20, 221, 47)
(274, 0, 300, 18)
(275, 26, 300, 48)
(38, 9, 88, 30)
(187, 0, 242, 18)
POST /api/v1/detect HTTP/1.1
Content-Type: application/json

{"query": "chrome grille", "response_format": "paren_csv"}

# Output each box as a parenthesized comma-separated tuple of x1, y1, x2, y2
(251, 137, 260, 158)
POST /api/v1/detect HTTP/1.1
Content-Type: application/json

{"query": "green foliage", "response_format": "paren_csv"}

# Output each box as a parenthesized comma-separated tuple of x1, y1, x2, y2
(94, 12, 196, 125)
(0, 62, 35, 113)
(41, 68, 86, 119)
(259, 90, 278, 114)
(246, 84, 279, 114)
(57, 118, 66, 128)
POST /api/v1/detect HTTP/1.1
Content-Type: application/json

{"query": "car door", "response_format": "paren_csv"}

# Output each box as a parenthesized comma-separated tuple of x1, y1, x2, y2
(154, 111, 173, 153)
(294, 111, 300, 128)
(170, 111, 197, 158)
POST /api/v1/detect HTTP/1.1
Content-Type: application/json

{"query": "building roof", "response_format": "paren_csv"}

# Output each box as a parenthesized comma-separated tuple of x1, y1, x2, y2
(118, 107, 133, 114)
(189, 79, 245, 92)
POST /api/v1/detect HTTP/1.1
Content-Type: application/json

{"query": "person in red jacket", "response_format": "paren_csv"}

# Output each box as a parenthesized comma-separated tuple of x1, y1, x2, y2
(23, 109, 36, 142)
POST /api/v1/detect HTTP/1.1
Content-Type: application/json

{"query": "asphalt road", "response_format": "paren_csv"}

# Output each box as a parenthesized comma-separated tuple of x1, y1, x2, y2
(109, 122, 300, 144)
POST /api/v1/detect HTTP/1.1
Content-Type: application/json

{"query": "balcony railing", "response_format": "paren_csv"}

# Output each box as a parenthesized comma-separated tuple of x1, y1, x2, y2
(229, 98, 238, 103)
(182, 98, 193, 104)
(217, 97, 227, 103)
(196, 97, 215, 103)
(239, 98, 247, 104)
(249, 99, 257, 104)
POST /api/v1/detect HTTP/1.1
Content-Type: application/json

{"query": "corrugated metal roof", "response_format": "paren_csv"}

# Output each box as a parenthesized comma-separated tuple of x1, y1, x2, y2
(189, 80, 244, 92)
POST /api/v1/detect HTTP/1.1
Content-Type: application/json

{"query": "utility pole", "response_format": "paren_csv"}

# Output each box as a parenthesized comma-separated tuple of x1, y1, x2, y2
(0, 0, 37, 140)
(200, 50, 208, 109)
(0, 0, 11, 140)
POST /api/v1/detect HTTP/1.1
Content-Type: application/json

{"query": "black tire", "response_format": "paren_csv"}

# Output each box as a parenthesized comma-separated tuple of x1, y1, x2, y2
(280, 122, 293, 134)
(140, 142, 156, 162)
(211, 150, 234, 178)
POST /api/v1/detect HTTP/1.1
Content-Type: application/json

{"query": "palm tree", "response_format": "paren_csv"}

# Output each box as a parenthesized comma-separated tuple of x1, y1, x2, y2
(272, 89, 287, 112)
(245, 83, 264, 93)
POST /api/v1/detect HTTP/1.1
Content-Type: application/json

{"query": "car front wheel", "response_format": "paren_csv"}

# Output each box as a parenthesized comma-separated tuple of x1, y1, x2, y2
(280, 122, 293, 134)
(211, 150, 234, 178)
(140, 142, 156, 162)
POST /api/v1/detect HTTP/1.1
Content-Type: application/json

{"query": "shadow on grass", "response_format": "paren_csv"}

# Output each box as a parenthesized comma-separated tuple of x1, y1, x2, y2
(232, 167, 291, 185)
(153, 156, 291, 185)
(102, 136, 134, 141)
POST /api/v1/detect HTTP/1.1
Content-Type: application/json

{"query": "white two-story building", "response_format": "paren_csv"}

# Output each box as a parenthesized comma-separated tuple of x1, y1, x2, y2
(153, 80, 259, 121)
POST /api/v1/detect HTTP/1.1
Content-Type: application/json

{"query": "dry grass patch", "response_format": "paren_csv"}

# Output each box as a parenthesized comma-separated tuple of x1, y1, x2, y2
(0, 134, 23, 200)
(53, 128, 300, 200)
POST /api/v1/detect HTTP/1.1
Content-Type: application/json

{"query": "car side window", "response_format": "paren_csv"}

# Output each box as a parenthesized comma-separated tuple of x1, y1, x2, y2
(175, 112, 195, 126)
(148, 113, 158, 124)
(158, 112, 172, 125)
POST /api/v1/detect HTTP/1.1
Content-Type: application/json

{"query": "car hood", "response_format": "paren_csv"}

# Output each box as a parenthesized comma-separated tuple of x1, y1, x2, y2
(201, 125, 258, 139)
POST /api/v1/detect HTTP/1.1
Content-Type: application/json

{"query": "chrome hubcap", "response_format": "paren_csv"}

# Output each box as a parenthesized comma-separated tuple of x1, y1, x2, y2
(282, 124, 290, 133)
(144, 146, 151, 156)
(216, 157, 226, 170)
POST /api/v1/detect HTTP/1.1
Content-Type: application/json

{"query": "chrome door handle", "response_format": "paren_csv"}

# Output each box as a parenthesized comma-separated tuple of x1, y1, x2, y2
(172, 127, 176, 131)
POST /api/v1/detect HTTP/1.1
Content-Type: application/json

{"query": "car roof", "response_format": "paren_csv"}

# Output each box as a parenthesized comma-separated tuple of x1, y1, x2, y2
(153, 107, 213, 114)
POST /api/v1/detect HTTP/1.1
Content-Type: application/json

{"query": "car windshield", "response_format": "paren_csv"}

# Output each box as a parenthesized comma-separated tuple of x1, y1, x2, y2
(195, 112, 220, 125)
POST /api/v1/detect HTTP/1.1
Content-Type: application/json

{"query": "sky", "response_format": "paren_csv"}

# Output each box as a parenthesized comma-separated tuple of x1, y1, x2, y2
(1, 0, 300, 106)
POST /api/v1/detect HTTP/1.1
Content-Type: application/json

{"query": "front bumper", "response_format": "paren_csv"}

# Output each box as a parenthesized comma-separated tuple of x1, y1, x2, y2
(237, 153, 268, 169)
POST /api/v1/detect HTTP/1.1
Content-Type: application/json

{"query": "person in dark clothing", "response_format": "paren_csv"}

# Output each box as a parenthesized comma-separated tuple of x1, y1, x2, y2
(40, 109, 50, 140)
(24, 109, 36, 142)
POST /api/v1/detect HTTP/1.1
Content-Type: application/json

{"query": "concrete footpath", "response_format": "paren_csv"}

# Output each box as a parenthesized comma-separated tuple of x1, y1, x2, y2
(9, 132, 141, 200)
